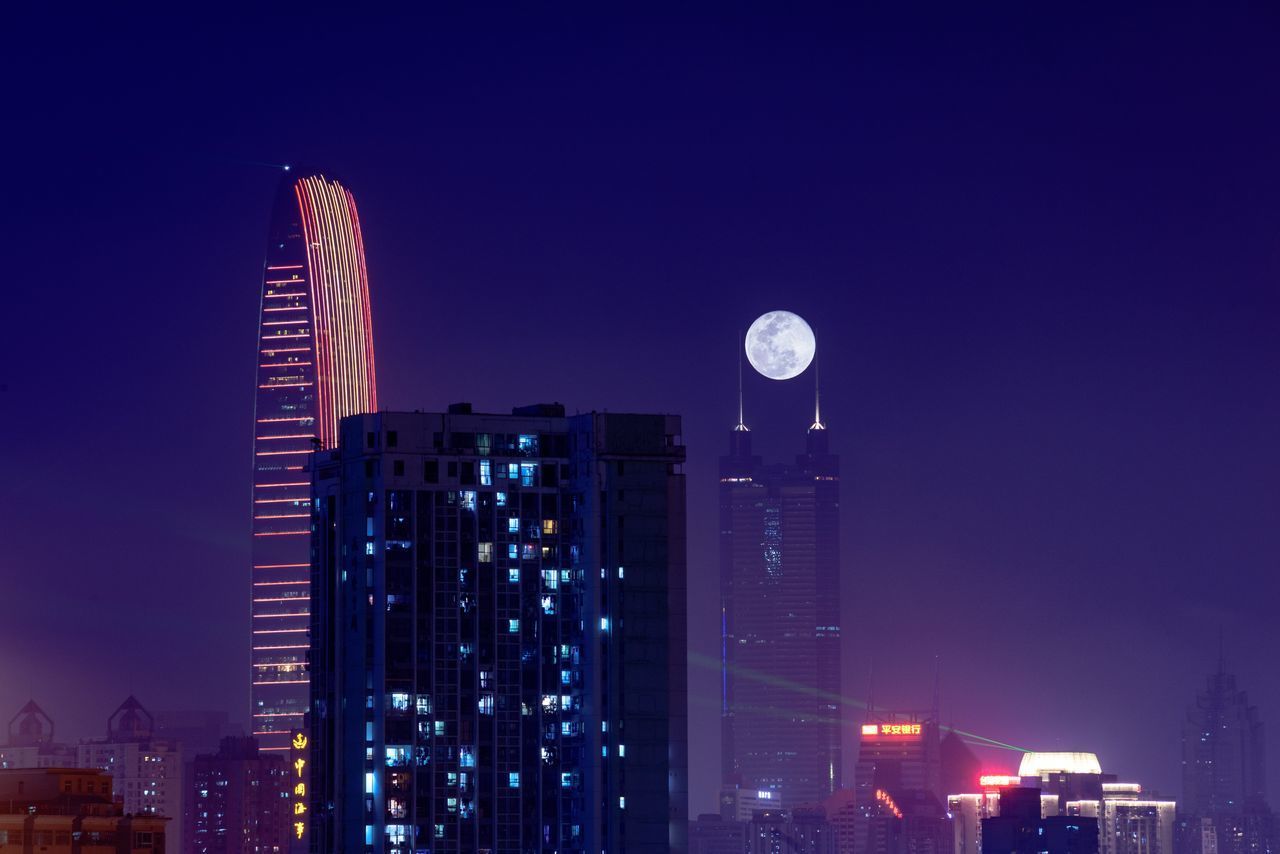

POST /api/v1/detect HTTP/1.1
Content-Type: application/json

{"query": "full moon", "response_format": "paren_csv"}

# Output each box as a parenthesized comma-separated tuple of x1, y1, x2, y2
(745, 310, 816, 380)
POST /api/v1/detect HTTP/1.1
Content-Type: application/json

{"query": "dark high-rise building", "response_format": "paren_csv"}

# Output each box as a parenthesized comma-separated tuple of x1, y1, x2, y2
(746, 806, 839, 854)
(309, 406, 688, 853)
(690, 814, 749, 854)
(857, 788, 953, 854)
(188, 737, 291, 854)
(982, 788, 1099, 854)
(1178, 662, 1274, 854)
(250, 170, 378, 755)
(941, 731, 982, 798)
(720, 383, 840, 805)
(855, 715, 943, 806)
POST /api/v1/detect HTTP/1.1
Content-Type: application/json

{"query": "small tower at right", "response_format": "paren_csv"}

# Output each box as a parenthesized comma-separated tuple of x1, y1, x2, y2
(1177, 651, 1274, 854)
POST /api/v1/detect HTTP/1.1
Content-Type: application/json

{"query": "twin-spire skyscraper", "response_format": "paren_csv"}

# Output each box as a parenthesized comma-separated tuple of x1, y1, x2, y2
(720, 347, 843, 806)
(249, 171, 379, 754)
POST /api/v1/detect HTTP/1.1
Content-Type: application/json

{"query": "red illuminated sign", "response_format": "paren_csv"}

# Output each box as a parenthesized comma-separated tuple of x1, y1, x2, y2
(861, 723, 922, 736)
(979, 774, 1021, 788)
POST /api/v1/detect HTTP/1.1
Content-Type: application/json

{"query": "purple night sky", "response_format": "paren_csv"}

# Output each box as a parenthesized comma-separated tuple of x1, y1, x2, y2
(3, 7, 1278, 814)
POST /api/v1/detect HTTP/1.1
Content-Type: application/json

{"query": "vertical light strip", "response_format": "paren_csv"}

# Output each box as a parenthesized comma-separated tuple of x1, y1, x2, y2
(294, 174, 377, 448)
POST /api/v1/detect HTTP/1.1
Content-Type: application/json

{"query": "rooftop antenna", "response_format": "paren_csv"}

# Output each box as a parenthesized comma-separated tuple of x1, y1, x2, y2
(809, 353, 825, 431)
(932, 655, 941, 722)
(866, 663, 875, 723)
(735, 330, 749, 432)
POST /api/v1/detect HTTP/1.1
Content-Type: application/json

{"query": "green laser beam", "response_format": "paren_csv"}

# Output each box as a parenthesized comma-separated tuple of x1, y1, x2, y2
(690, 651, 1029, 753)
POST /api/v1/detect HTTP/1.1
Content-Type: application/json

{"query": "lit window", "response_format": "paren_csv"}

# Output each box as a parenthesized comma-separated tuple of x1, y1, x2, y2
(509, 568, 520, 583)
(508, 772, 520, 788)
(600, 617, 609, 631)
(478, 543, 492, 563)
(508, 619, 520, 633)
(508, 544, 518, 560)
(479, 460, 492, 486)
(496, 492, 507, 507)
(508, 518, 520, 533)
(543, 519, 557, 534)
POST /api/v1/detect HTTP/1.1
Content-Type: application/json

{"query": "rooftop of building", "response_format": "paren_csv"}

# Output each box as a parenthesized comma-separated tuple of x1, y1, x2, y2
(1018, 751, 1103, 777)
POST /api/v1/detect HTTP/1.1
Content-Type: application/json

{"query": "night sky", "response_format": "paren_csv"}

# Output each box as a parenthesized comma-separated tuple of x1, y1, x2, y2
(3, 7, 1278, 814)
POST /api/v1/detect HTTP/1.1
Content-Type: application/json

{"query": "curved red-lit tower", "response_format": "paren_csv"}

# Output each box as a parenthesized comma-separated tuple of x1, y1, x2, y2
(250, 171, 377, 753)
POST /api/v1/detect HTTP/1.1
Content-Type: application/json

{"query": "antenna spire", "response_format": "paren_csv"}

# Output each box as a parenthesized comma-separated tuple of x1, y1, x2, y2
(932, 654, 941, 721)
(735, 331, 749, 432)
(809, 353, 825, 431)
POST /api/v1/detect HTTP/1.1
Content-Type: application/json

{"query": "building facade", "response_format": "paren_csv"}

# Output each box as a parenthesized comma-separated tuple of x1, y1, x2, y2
(251, 170, 379, 755)
(309, 406, 688, 853)
(77, 697, 183, 854)
(720, 410, 841, 805)
(187, 736, 291, 854)
(0, 768, 167, 853)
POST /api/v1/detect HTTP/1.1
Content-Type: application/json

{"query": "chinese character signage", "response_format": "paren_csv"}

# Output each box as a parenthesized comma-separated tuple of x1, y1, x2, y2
(861, 723, 923, 737)
(290, 730, 308, 843)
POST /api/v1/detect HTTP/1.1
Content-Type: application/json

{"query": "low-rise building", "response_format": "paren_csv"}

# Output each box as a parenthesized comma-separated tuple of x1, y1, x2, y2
(0, 767, 167, 853)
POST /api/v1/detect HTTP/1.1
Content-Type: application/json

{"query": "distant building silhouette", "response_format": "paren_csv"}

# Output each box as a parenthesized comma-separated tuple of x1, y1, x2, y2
(0, 700, 75, 769)
(720, 370, 841, 805)
(1178, 662, 1275, 854)
(309, 407, 689, 853)
(77, 696, 182, 854)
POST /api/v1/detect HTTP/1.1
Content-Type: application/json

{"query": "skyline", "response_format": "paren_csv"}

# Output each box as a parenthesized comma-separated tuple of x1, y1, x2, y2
(2, 6, 1279, 822)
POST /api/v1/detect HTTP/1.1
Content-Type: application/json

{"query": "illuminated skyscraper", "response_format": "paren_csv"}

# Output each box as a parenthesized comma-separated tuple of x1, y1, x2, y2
(720, 373, 841, 805)
(251, 171, 378, 754)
